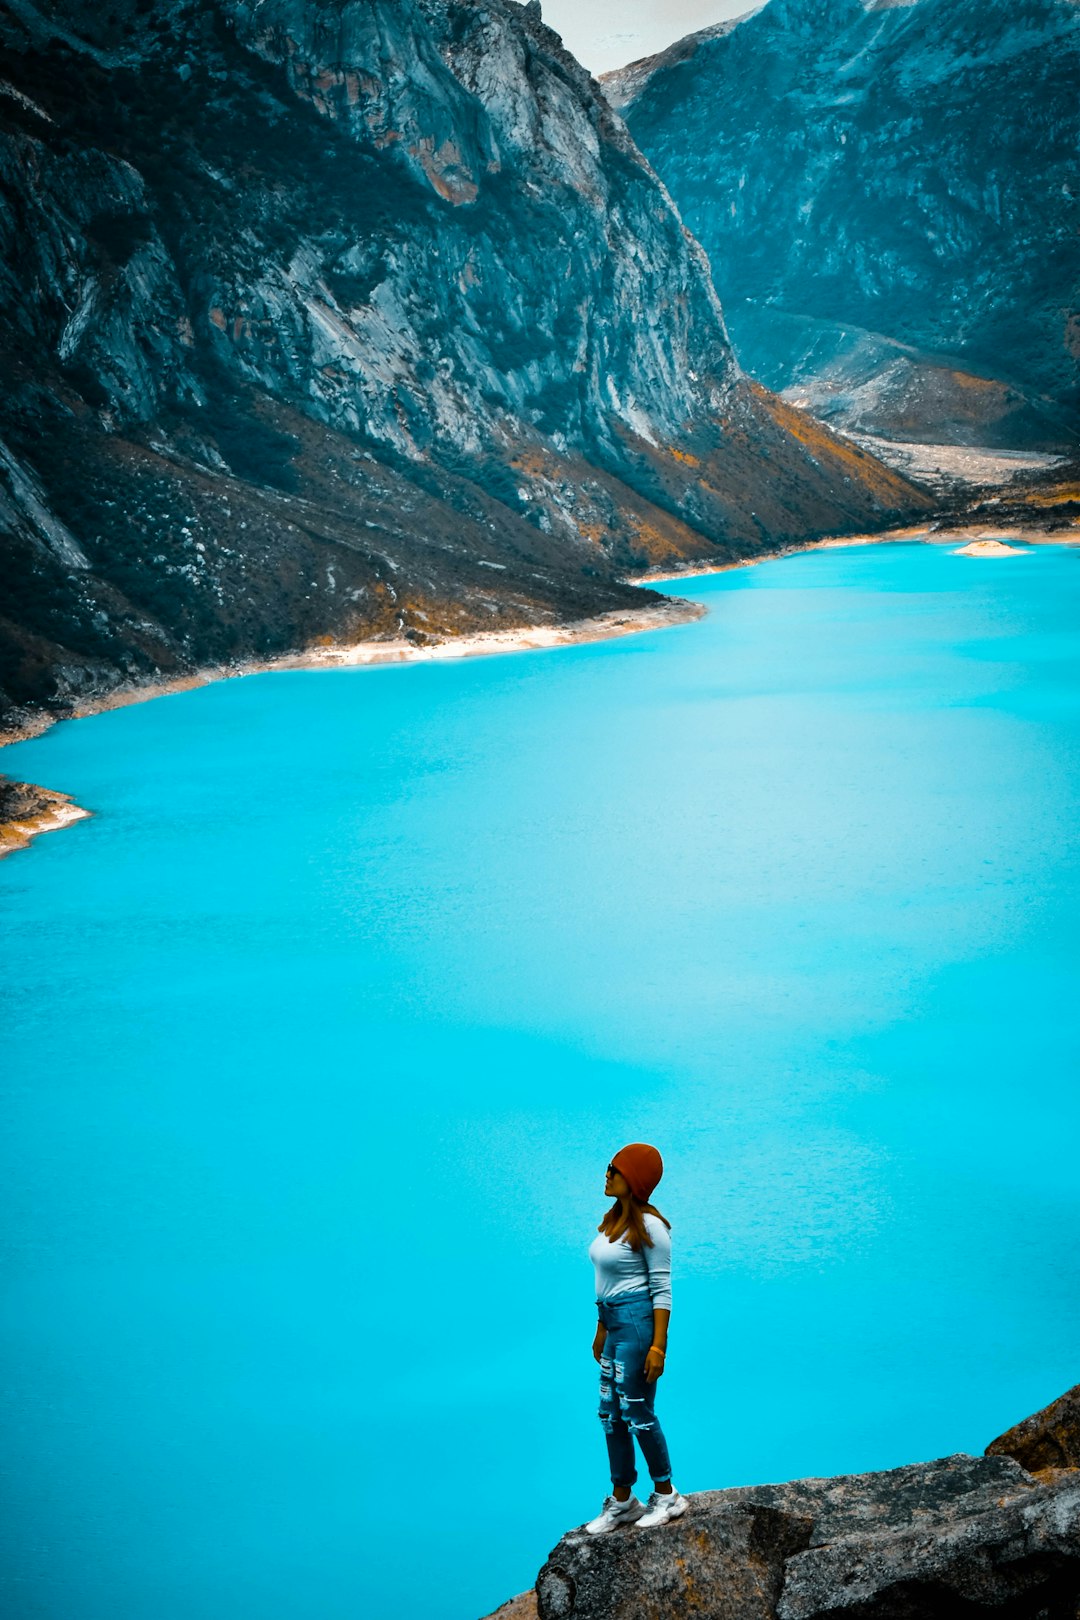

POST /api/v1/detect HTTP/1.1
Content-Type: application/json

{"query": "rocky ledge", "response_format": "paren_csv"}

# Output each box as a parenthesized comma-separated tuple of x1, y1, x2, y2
(487, 1383, 1080, 1620)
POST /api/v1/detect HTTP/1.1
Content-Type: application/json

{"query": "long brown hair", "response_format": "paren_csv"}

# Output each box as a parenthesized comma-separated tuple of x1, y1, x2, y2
(598, 1193, 671, 1251)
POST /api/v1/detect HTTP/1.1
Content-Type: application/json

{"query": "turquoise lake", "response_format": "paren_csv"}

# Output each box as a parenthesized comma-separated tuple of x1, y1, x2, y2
(2, 540, 1078, 1619)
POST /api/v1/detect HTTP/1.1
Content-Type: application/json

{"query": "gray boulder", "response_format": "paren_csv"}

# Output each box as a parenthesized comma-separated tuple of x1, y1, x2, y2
(535, 1502, 813, 1620)
(766, 1460, 1080, 1619)
(490, 1396, 1080, 1620)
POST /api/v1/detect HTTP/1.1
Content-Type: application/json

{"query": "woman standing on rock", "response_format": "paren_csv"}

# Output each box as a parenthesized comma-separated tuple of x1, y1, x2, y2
(585, 1143, 688, 1533)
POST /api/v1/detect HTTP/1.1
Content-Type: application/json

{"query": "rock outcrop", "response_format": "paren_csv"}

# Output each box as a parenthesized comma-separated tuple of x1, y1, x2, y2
(536, 1502, 813, 1620)
(0, 0, 931, 735)
(0, 773, 89, 855)
(989, 1382, 1080, 1476)
(487, 1385, 1080, 1620)
(608, 0, 1080, 450)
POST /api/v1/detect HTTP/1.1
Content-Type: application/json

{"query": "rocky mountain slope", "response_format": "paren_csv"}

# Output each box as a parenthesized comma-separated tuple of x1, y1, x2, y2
(608, 0, 1080, 450)
(0, 0, 932, 736)
(487, 1382, 1080, 1620)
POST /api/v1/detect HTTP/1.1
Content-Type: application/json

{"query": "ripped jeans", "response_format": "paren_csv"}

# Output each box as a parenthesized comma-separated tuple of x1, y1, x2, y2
(596, 1288, 672, 1488)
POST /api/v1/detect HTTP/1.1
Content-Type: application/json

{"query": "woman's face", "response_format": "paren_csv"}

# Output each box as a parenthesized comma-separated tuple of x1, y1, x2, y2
(605, 1162, 630, 1199)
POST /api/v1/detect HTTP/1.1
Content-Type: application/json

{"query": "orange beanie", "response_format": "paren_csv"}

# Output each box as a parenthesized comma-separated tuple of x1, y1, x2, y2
(611, 1142, 664, 1202)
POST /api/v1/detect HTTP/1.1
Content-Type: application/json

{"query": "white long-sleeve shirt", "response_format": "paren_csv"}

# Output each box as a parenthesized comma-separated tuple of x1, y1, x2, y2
(589, 1214, 672, 1311)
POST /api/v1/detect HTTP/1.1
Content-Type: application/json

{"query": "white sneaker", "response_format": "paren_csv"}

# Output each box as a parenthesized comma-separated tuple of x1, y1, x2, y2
(635, 1489, 688, 1529)
(584, 1493, 647, 1534)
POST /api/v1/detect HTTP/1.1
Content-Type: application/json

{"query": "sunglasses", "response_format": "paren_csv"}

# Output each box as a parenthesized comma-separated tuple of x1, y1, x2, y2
(606, 1163, 618, 1177)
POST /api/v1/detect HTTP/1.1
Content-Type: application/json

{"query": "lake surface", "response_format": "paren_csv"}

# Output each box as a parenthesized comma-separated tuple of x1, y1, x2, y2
(2, 540, 1078, 1620)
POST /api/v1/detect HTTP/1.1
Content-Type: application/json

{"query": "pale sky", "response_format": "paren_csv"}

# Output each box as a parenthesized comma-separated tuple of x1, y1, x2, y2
(534, 0, 754, 75)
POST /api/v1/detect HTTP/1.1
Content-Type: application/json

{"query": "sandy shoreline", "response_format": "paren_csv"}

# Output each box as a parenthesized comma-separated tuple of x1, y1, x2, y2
(627, 520, 1079, 586)
(8, 520, 1071, 749)
(0, 595, 705, 749)
(264, 596, 707, 672)
(0, 598, 704, 849)
(2, 518, 1075, 855)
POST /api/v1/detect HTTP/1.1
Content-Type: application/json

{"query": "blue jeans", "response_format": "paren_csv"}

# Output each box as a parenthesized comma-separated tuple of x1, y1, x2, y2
(596, 1289, 672, 1489)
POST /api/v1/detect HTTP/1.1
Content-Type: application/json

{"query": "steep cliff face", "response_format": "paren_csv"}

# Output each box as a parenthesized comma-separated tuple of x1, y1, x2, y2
(610, 0, 1080, 449)
(172, 0, 740, 462)
(0, 0, 930, 732)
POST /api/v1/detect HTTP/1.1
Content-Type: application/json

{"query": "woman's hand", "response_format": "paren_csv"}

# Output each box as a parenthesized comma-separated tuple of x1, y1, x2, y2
(647, 1308, 669, 1382)
(592, 1325, 607, 1364)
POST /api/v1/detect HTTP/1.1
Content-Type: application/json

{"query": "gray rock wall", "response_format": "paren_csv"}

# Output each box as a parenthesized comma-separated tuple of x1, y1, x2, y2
(613, 0, 1080, 448)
